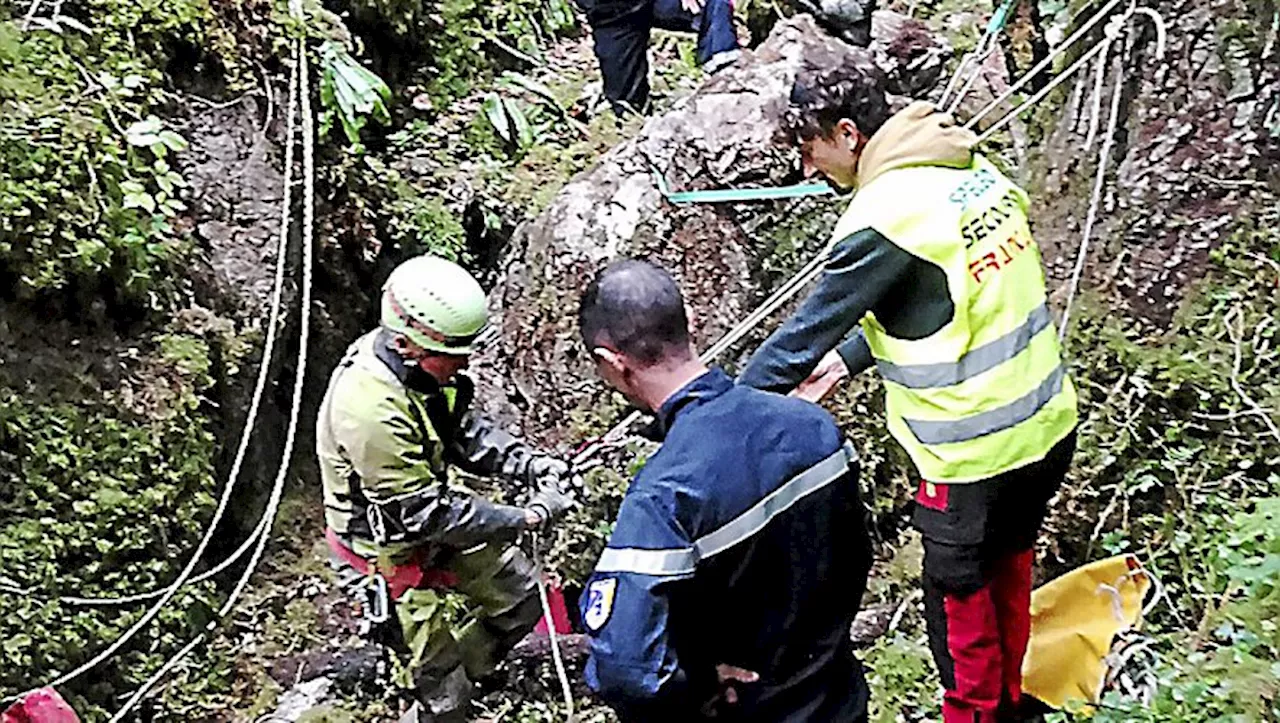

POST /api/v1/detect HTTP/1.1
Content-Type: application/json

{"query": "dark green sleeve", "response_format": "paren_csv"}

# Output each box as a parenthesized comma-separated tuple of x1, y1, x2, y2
(836, 328, 875, 376)
(738, 228, 913, 394)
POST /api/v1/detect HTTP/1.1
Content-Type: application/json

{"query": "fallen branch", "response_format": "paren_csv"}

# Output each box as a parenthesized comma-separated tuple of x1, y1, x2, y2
(1190, 408, 1276, 422)
(1197, 173, 1268, 189)
(886, 591, 921, 634)
(178, 89, 263, 111)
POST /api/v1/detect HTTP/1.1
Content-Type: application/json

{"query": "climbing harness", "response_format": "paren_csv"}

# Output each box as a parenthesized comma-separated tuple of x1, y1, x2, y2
(4, 0, 1172, 716)
(106, 0, 317, 715)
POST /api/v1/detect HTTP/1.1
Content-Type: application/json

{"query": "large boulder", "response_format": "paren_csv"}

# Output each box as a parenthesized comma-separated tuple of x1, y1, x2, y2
(473, 13, 952, 448)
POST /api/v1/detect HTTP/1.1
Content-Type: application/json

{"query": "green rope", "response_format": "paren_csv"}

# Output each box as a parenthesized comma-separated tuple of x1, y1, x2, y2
(652, 168, 835, 204)
(987, 0, 1020, 36)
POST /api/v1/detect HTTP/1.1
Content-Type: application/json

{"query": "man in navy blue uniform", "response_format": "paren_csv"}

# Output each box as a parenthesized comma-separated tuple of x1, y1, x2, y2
(576, 259, 873, 721)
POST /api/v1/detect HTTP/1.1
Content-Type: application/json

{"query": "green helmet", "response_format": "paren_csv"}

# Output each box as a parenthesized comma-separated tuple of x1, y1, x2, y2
(380, 255, 488, 355)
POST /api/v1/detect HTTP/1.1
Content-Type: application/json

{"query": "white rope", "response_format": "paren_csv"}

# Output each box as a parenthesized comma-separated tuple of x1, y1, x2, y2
(1059, 5, 1167, 341)
(1058, 53, 1123, 342)
(532, 534, 575, 721)
(970, 33, 1115, 144)
(3, 80, 292, 609)
(11, 20, 300, 699)
(50, 511, 271, 607)
(944, 44, 999, 114)
(571, 3, 1163, 467)
(1082, 47, 1109, 152)
(107, 3, 315, 714)
(966, 0, 1128, 130)
(939, 0, 1014, 111)
(20, 0, 44, 30)
(570, 0, 1126, 458)
(572, 250, 832, 465)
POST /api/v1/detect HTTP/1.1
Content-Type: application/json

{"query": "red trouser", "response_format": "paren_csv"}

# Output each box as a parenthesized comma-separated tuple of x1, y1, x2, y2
(914, 432, 1076, 723)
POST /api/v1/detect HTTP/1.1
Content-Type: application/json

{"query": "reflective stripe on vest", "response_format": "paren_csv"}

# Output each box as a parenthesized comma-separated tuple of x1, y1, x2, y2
(876, 303, 1052, 389)
(846, 156, 1077, 483)
(904, 364, 1065, 444)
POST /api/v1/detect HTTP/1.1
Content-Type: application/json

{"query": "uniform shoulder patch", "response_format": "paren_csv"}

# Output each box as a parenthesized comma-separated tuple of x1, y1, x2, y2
(583, 577, 617, 633)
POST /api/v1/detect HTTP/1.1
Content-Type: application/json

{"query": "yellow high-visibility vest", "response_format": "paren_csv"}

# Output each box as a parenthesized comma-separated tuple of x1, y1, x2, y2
(842, 156, 1078, 482)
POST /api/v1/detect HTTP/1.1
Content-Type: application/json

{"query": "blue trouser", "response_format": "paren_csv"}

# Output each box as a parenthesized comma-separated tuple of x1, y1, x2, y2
(580, 0, 738, 113)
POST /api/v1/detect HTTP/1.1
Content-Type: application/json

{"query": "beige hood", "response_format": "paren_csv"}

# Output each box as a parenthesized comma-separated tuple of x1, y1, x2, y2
(856, 101, 977, 188)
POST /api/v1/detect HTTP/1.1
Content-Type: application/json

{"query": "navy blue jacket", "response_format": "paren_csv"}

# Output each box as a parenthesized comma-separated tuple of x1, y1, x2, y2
(581, 368, 872, 722)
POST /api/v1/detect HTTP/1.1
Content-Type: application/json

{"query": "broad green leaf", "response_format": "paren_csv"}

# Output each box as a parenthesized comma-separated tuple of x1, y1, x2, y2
(318, 41, 392, 148)
(158, 130, 188, 152)
(125, 117, 164, 147)
(483, 93, 513, 144)
(124, 191, 157, 213)
(501, 71, 562, 110)
(507, 98, 534, 150)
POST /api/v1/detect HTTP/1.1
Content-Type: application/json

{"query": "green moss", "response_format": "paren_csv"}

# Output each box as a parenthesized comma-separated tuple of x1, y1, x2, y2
(298, 707, 360, 723)
(0, 384, 219, 718)
(0, 0, 240, 315)
(157, 333, 213, 388)
(481, 106, 641, 218)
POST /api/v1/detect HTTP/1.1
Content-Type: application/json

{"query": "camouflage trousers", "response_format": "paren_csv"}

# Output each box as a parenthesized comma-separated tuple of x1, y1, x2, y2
(331, 542, 542, 722)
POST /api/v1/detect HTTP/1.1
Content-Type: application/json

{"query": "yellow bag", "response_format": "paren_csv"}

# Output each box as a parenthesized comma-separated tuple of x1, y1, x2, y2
(1021, 554, 1158, 711)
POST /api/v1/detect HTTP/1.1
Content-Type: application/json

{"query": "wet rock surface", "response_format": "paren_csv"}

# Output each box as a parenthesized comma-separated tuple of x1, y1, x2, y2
(179, 93, 286, 320)
(1030, 0, 1279, 326)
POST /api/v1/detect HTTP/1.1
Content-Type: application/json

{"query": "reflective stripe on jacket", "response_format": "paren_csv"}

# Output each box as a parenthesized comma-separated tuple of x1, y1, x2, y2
(582, 369, 872, 722)
(740, 103, 1076, 483)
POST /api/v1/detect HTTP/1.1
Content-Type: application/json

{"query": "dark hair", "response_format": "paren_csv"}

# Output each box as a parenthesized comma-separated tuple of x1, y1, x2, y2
(579, 259, 692, 366)
(783, 57, 891, 143)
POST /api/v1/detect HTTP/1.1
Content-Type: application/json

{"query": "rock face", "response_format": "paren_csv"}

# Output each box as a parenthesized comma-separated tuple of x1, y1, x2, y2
(182, 94, 286, 319)
(474, 13, 951, 447)
(1029, 0, 1279, 325)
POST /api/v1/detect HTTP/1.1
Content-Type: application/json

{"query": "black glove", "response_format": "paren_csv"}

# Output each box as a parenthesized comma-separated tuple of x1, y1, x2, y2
(528, 483, 576, 524)
(526, 458, 580, 524)
(527, 456, 570, 488)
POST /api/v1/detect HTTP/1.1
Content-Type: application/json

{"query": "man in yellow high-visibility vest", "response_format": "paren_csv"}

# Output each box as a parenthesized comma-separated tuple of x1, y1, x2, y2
(739, 60, 1078, 723)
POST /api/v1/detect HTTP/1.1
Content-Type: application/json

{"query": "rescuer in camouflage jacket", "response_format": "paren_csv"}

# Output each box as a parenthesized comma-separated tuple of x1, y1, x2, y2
(317, 255, 575, 723)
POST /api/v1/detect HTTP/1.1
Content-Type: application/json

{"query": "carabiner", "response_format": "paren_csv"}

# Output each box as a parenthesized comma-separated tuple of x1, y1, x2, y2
(365, 572, 390, 626)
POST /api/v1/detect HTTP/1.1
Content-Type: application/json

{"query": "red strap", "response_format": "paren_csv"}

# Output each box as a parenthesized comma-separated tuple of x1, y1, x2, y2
(2, 689, 80, 723)
(915, 480, 951, 512)
(324, 528, 458, 600)
(532, 577, 573, 636)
